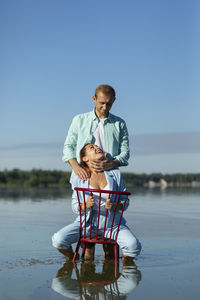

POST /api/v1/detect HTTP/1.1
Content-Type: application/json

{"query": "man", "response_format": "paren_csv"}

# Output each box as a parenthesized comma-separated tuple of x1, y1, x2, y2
(62, 84, 130, 180)
(62, 84, 130, 259)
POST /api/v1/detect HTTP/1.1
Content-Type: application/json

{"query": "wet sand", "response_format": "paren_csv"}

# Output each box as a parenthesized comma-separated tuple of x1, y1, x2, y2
(0, 188, 200, 299)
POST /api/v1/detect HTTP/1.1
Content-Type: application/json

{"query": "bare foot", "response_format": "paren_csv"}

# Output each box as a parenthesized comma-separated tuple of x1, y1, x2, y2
(103, 244, 116, 259)
(57, 247, 74, 260)
(122, 255, 136, 268)
(84, 245, 95, 260)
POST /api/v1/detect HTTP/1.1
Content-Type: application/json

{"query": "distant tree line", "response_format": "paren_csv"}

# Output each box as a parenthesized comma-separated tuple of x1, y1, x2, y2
(0, 169, 71, 188)
(122, 172, 200, 187)
(0, 169, 200, 188)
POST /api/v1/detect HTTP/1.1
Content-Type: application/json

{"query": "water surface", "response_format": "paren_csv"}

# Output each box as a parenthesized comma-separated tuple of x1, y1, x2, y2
(0, 187, 199, 299)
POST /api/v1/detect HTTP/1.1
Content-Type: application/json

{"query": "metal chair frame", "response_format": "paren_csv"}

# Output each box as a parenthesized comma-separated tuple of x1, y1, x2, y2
(73, 187, 131, 267)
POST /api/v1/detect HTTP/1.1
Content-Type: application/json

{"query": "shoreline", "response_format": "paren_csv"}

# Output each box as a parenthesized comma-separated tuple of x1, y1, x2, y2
(1, 168, 200, 188)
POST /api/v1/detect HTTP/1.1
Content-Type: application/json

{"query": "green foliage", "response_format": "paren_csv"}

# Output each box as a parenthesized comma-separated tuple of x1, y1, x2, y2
(0, 169, 200, 188)
(0, 169, 71, 187)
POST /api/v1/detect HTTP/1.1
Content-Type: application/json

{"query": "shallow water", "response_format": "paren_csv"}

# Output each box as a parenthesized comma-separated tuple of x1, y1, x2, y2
(0, 187, 200, 299)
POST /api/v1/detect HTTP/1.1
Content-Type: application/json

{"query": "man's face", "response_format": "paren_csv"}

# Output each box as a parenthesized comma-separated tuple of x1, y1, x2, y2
(93, 92, 115, 118)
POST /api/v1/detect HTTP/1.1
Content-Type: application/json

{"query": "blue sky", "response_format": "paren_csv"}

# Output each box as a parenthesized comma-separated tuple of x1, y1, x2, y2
(0, 0, 200, 173)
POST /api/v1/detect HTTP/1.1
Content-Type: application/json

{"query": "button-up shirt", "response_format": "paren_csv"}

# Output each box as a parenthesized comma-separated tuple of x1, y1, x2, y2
(62, 110, 130, 166)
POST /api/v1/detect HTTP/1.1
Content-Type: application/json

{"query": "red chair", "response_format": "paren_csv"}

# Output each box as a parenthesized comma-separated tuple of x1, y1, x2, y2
(73, 260, 121, 299)
(72, 187, 131, 275)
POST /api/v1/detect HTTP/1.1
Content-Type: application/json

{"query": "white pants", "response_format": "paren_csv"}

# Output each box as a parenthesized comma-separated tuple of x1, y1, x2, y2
(52, 221, 141, 257)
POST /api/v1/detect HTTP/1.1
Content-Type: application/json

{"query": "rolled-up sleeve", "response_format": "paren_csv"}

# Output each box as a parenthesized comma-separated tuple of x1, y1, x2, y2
(62, 116, 79, 164)
(72, 189, 80, 214)
(70, 175, 81, 214)
(112, 169, 129, 210)
(114, 121, 130, 166)
(120, 180, 129, 211)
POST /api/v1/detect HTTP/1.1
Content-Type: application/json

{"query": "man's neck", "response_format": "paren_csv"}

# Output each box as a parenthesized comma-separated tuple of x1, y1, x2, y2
(94, 108, 109, 119)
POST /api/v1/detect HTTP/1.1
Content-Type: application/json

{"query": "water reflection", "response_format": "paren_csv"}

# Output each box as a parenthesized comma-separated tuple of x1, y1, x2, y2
(52, 260, 142, 299)
(1, 186, 200, 201)
(0, 187, 72, 201)
(128, 186, 200, 196)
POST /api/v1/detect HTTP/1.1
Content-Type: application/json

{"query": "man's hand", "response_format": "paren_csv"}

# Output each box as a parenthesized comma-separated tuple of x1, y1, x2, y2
(68, 158, 89, 182)
(105, 196, 113, 210)
(73, 164, 88, 182)
(90, 153, 120, 172)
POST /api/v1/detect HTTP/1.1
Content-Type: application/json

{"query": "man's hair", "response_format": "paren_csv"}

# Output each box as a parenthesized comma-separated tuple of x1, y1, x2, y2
(95, 84, 116, 100)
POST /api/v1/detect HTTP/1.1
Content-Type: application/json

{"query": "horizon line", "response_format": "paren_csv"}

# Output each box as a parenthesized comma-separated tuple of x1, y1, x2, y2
(1, 131, 200, 155)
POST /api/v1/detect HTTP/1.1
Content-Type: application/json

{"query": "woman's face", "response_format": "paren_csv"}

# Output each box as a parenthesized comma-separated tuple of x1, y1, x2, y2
(82, 144, 104, 163)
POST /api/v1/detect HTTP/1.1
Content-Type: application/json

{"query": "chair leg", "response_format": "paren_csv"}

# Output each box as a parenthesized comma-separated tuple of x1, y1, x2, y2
(114, 244, 119, 262)
(114, 244, 119, 278)
(81, 243, 86, 259)
(73, 240, 81, 263)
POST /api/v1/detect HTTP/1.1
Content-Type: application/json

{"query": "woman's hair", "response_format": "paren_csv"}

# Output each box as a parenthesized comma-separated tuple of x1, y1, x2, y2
(80, 144, 91, 177)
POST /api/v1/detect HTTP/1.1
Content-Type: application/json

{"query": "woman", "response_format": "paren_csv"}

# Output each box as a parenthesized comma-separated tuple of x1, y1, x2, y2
(52, 144, 141, 262)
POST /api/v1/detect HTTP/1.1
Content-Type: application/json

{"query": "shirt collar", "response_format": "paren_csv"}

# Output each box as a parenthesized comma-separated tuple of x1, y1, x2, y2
(92, 109, 113, 122)
(91, 109, 98, 121)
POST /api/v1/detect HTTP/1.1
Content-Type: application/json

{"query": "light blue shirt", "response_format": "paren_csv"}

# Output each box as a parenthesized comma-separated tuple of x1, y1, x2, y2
(62, 110, 130, 166)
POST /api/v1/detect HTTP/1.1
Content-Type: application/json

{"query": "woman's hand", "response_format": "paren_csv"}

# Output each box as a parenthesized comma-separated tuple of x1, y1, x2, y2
(105, 198, 124, 211)
(78, 195, 94, 211)
(86, 195, 95, 209)
(105, 197, 113, 210)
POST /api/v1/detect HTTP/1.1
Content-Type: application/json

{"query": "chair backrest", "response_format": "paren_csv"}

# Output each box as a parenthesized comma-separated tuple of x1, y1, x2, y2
(74, 187, 131, 242)
(80, 281, 121, 300)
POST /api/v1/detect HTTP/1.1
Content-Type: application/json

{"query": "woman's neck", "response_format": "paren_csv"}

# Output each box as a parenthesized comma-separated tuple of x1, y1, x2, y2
(89, 170, 107, 190)
(90, 170, 104, 177)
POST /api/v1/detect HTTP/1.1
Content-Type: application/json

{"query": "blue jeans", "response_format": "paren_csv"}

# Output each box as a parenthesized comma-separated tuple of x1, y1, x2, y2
(52, 221, 141, 257)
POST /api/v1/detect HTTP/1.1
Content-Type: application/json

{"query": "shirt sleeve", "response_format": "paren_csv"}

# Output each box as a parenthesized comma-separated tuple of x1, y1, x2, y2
(114, 120, 130, 166)
(72, 189, 80, 214)
(70, 175, 81, 214)
(112, 169, 129, 210)
(62, 115, 79, 164)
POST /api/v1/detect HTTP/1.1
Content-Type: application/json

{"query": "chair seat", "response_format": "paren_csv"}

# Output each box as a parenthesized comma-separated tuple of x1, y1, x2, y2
(80, 236, 116, 245)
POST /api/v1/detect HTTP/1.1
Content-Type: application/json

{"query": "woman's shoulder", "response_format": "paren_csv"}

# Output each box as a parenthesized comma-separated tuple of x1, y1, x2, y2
(106, 168, 122, 180)
(70, 174, 88, 189)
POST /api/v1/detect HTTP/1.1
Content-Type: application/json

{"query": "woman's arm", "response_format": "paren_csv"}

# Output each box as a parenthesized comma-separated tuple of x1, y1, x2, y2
(114, 169, 130, 210)
(71, 174, 92, 213)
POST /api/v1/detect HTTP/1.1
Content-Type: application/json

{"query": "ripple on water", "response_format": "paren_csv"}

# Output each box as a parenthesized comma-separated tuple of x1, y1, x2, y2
(2, 238, 200, 271)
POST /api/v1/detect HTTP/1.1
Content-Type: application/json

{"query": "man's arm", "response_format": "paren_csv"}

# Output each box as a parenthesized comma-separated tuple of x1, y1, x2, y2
(114, 120, 130, 167)
(62, 115, 89, 181)
(90, 119, 129, 172)
(104, 158, 120, 169)
(62, 116, 78, 164)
